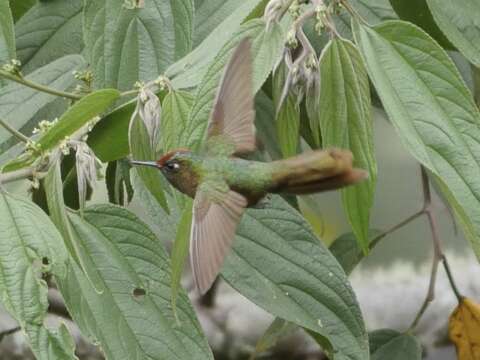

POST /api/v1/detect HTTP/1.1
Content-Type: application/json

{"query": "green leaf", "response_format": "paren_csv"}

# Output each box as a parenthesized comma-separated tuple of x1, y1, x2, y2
(87, 99, 135, 162)
(426, 0, 480, 67)
(129, 96, 169, 213)
(166, 0, 264, 90)
(0, 0, 15, 66)
(161, 90, 195, 152)
(84, 0, 193, 90)
(252, 318, 298, 358)
(272, 63, 300, 158)
(43, 161, 104, 292)
(329, 230, 382, 275)
(170, 201, 192, 322)
(222, 196, 369, 360)
(193, 0, 258, 47)
(58, 205, 213, 360)
(184, 19, 285, 149)
(255, 91, 282, 160)
(389, 0, 454, 49)
(332, 0, 397, 41)
(38, 89, 120, 150)
(353, 20, 480, 261)
(0, 190, 76, 359)
(318, 38, 377, 254)
(3, 88, 120, 172)
(8, 0, 36, 23)
(0, 55, 85, 158)
(15, 0, 84, 74)
(369, 329, 422, 359)
(105, 159, 133, 205)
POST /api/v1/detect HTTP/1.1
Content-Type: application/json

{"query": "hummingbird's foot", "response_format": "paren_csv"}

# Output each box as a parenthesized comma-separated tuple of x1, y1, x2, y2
(253, 194, 272, 209)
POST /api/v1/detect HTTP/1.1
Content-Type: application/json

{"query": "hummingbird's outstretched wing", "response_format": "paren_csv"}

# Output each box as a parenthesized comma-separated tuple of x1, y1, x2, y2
(205, 38, 256, 157)
(190, 181, 247, 294)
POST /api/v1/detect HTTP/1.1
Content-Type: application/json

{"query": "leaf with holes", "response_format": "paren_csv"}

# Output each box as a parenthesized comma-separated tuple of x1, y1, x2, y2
(57, 205, 213, 360)
(15, 0, 84, 73)
(84, 0, 193, 90)
(222, 196, 369, 360)
(318, 38, 377, 254)
(353, 20, 480, 261)
(0, 190, 76, 359)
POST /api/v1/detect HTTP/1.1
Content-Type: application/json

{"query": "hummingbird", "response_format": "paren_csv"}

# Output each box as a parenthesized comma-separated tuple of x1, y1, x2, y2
(131, 39, 367, 294)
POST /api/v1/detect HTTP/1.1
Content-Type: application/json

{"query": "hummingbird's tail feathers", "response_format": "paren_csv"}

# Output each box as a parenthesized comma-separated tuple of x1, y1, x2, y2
(270, 148, 367, 195)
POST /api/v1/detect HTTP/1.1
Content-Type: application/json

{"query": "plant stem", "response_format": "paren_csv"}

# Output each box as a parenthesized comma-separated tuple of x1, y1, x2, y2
(0, 326, 21, 341)
(0, 117, 30, 143)
(442, 255, 463, 302)
(0, 167, 34, 184)
(0, 70, 82, 100)
(408, 166, 463, 330)
(338, 0, 368, 25)
(120, 89, 139, 98)
(370, 209, 424, 249)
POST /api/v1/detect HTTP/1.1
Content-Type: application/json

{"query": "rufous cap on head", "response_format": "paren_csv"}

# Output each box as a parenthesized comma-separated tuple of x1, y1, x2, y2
(157, 148, 190, 167)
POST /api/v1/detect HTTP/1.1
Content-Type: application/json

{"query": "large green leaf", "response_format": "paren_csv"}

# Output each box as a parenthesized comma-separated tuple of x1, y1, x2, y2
(38, 89, 120, 150)
(353, 20, 480, 260)
(166, 0, 264, 90)
(83, 0, 193, 90)
(161, 90, 195, 152)
(329, 230, 382, 275)
(58, 205, 213, 360)
(0, 190, 76, 359)
(318, 38, 376, 253)
(255, 91, 282, 160)
(15, 0, 84, 74)
(184, 19, 285, 149)
(222, 196, 369, 360)
(389, 0, 453, 49)
(0, 55, 85, 158)
(426, 0, 480, 67)
(8, 0, 36, 23)
(129, 96, 169, 212)
(369, 329, 421, 359)
(0, 0, 15, 66)
(272, 63, 300, 158)
(332, 0, 397, 41)
(193, 0, 257, 47)
(87, 99, 135, 162)
(3, 88, 120, 172)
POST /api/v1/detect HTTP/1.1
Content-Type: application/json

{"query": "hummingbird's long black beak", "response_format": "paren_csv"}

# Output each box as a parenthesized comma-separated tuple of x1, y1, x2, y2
(130, 160, 159, 168)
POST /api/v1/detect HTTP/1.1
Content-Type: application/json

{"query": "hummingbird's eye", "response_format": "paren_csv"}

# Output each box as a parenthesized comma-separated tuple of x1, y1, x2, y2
(165, 161, 180, 172)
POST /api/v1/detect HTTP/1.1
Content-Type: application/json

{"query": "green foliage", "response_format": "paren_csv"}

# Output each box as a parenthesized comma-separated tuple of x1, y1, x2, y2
(426, 0, 480, 67)
(354, 20, 480, 260)
(0, 0, 15, 66)
(369, 329, 422, 359)
(0, 190, 75, 359)
(0, 0, 479, 358)
(0, 55, 84, 157)
(59, 205, 213, 360)
(318, 38, 376, 253)
(223, 196, 369, 360)
(15, 0, 84, 73)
